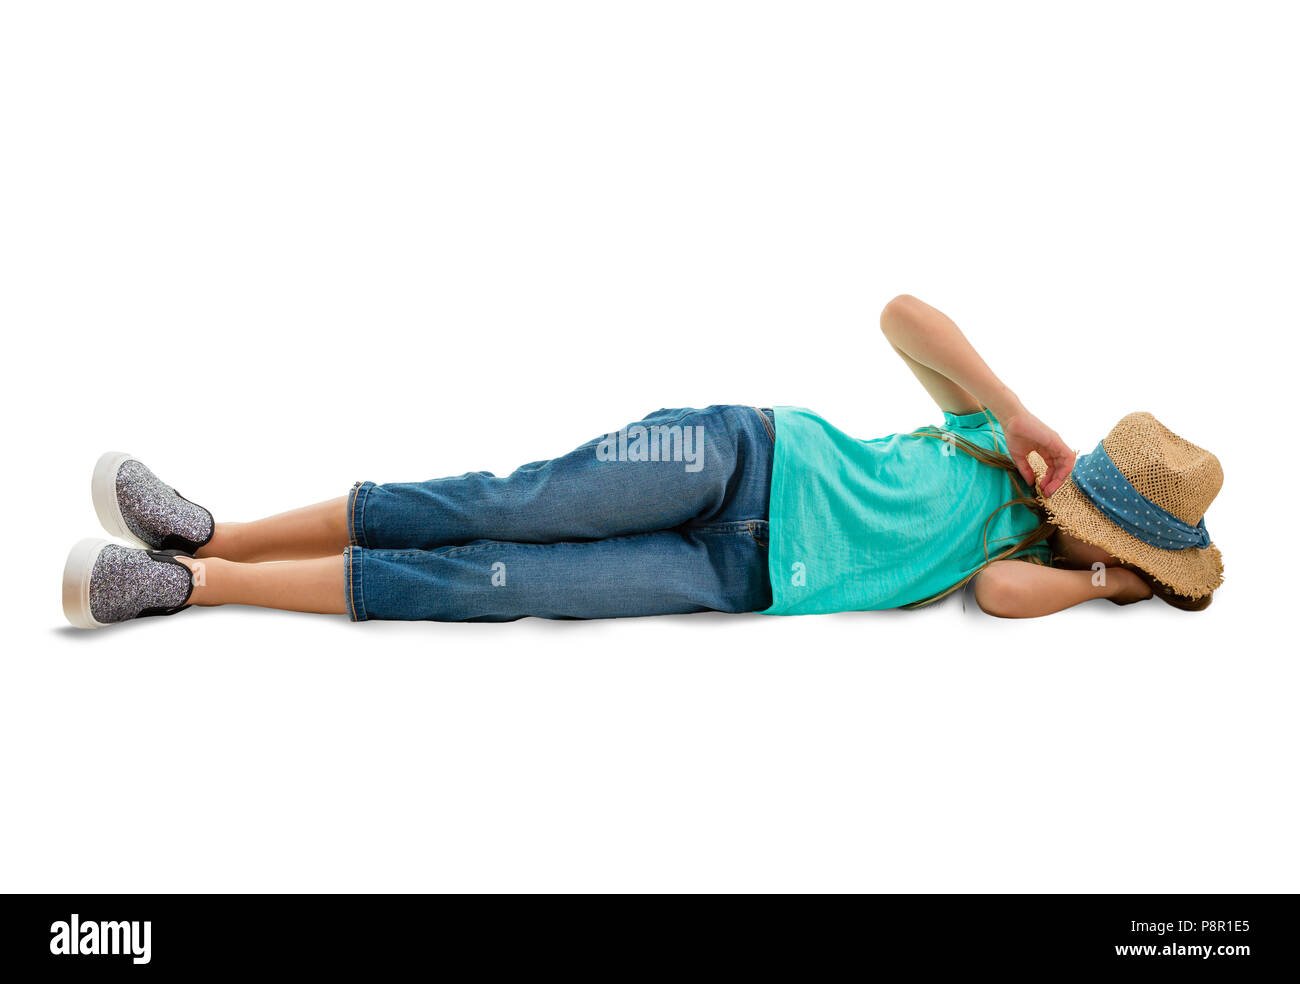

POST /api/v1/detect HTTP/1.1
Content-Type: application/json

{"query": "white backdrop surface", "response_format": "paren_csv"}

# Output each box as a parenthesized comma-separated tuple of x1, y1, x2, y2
(1, 2, 1295, 892)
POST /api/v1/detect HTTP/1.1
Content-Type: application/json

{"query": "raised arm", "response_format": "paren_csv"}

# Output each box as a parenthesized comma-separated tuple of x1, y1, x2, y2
(974, 559, 1152, 618)
(879, 294, 1075, 495)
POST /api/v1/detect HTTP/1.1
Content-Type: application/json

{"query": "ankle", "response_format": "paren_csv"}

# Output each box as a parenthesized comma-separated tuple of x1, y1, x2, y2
(197, 522, 243, 560)
(175, 555, 225, 606)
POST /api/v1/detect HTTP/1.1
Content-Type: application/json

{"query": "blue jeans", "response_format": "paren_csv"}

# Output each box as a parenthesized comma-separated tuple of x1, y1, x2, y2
(344, 405, 775, 621)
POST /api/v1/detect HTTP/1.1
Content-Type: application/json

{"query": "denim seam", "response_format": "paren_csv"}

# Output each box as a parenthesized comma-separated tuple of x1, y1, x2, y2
(691, 519, 762, 535)
(344, 546, 354, 620)
(349, 481, 373, 548)
(356, 548, 366, 620)
(346, 546, 368, 622)
(752, 406, 776, 443)
(347, 482, 359, 546)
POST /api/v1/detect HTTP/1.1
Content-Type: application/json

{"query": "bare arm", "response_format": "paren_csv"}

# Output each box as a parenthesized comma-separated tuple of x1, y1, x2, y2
(879, 294, 1076, 495)
(974, 559, 1153, 618)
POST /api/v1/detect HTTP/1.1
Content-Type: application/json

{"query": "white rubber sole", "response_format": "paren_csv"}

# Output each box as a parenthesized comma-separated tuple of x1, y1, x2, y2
(62, 537, 111, 629)
(92, 451, 150, 548)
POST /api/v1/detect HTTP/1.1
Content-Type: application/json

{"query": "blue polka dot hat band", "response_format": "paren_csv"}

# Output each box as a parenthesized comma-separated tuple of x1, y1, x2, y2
(1071, 443, 1212, 551)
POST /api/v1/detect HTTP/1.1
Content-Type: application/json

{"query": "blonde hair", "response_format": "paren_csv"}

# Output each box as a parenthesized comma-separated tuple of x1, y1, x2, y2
(902, 411, 1055, 608)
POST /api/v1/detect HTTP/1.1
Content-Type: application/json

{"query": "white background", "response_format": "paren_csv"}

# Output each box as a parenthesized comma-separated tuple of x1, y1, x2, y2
(2, 2, 1296, 892)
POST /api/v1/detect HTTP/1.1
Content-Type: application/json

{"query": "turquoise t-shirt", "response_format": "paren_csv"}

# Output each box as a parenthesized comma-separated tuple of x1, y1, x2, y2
(763, 407, 1049, 614)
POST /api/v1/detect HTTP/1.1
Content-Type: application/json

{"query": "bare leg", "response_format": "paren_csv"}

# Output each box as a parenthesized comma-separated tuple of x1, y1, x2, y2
(177, 555, 347, 615)
(195, 497, 349, 563)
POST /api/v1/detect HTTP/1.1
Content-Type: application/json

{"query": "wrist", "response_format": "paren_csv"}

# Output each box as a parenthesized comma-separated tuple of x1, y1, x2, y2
(984, 385, 1024, 421)
(1099, 567, 1133, 597)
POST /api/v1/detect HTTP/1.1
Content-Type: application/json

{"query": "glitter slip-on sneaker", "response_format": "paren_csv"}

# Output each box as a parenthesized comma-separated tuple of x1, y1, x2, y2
(62, 539, 195, 629)
(92, 451, 214, 554)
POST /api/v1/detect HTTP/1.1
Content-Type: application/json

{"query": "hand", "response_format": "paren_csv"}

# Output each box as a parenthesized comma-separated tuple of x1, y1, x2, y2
(1000, 408, 1075, 496)
(1105, 567, 1154, 605)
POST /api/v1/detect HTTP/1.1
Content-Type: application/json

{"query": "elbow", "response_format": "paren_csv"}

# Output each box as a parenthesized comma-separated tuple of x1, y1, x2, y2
(974, 568, 1025, 618)
(879, 293, 921, 338)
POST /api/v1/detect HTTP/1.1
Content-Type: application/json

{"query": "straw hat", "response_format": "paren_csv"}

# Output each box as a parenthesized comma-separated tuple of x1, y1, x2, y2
(1029, 412, 1224, 602)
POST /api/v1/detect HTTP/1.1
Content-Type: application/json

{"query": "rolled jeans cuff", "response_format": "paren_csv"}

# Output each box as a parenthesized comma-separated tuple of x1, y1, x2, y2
(348, 480, 376, 548)
(344, 545, 368, 622)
